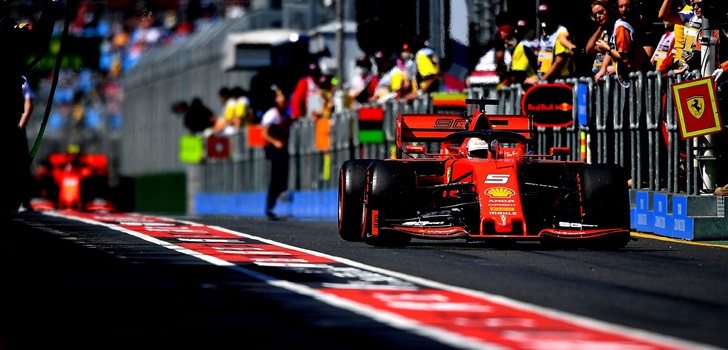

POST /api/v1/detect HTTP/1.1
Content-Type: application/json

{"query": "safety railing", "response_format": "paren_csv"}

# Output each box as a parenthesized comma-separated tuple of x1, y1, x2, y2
(198, 70, 716, 197)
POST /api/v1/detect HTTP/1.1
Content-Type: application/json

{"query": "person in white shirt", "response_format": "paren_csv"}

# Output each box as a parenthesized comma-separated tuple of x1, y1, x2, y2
(260, 86, 290, 219)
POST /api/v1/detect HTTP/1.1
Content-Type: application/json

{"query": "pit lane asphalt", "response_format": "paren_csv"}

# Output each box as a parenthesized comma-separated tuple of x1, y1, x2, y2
(2, 211, 727, 349)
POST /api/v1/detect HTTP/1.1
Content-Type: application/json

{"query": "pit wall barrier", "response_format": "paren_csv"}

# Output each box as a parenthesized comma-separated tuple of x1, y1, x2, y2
(191, 71, 727, 240)
(195, 190, 337, 220)
(631, 190, 727, 240)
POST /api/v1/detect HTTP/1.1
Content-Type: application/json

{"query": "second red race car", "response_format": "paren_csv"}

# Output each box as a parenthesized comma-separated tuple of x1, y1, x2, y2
(338, 99, 631, 248)
(31, 152, 117, 212)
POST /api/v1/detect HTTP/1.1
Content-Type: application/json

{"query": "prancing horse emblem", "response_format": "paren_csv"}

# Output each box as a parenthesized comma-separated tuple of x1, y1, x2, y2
(687, 96, 705, 119)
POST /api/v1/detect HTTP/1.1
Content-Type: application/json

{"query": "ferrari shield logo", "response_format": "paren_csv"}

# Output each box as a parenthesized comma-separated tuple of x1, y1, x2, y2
(686, 97, 704, 119)
(671, 77, 723, 139)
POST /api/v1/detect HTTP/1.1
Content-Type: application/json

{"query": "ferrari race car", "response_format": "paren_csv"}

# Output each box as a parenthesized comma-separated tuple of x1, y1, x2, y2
(338, 99, 630, 248)
(30, 152, 116, 212)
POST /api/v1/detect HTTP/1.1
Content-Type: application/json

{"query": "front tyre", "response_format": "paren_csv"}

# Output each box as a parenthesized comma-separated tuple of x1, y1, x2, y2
(581, 163, 629, 228)
(367, 161, 416, 209)
(581, 164, 630, 249)
(363, 161, 415, 248)
(338, 160, 371, 241)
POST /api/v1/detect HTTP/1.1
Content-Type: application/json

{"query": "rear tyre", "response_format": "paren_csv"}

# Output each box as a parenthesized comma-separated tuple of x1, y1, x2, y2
(338, 160, 371, 241)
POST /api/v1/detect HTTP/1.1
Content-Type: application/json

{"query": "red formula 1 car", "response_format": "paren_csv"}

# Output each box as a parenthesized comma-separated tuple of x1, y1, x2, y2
(338, 99, 630, 248)
(31, 152, 116, 212)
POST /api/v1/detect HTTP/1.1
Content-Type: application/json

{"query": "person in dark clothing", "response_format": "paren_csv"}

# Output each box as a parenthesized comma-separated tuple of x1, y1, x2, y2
(350, 55, 378, 104)
(182, 97, 215, 134)
(2, 0, 61, 217)
(260, 86, 290, 220)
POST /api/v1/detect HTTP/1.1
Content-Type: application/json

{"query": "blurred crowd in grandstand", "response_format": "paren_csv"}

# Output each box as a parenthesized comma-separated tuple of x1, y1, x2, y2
(11, 0, 727, 157)
(15, 0, 247, 154)
(459, 0, 728, 90)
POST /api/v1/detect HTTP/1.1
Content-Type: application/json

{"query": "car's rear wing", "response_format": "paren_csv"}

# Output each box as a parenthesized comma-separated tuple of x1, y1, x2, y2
(486, 115, 533, 140)
(397, 113, 533, 147)
(396, 114, 468, 147)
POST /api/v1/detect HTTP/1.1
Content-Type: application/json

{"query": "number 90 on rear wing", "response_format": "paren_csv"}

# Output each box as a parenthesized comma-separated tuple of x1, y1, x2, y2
(395, 112, 533, 150)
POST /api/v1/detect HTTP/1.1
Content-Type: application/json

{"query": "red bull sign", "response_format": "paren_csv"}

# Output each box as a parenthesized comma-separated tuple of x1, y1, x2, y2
(521, 84, 574, 127)
(672, 77, 723, 140)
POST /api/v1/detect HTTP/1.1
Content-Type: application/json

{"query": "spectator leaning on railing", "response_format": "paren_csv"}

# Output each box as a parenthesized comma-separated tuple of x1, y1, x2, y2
(509, 18, 539, 87)
(585, 0, 618, 78)
(658, 0, 718, 73)
(231, 86, 251, 129)
(650, 19, 677, 75)
(415, 38, 441, 93)
(536, 3, 577, 82)
(176, 97, 216, 135)
(290, 63, 322, 121)
(348, 55, 379, 106)
(594, 0, 652, 85)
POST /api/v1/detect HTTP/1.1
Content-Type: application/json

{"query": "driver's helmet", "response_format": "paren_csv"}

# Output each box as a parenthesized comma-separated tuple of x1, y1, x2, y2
(467, 137, 489, 158)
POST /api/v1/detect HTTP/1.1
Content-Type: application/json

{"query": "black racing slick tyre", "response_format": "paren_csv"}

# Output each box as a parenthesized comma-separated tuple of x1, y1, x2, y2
(367, 161, 416, 209)
(581, 163, 630, 227)
(363, 161, 415, 248)
(581, 164, 631, 248)
(338, 159, 371, 241)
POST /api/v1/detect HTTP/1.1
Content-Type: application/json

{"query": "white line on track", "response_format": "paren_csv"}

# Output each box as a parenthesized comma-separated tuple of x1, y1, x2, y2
(46, 212, 719, 350)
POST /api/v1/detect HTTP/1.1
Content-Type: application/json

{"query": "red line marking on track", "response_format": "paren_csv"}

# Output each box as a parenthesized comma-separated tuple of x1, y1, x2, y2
(51, 211, 713, 350)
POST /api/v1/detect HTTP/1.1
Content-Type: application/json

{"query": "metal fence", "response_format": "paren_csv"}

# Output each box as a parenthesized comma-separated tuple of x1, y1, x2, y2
(198, 70, 722, 197)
